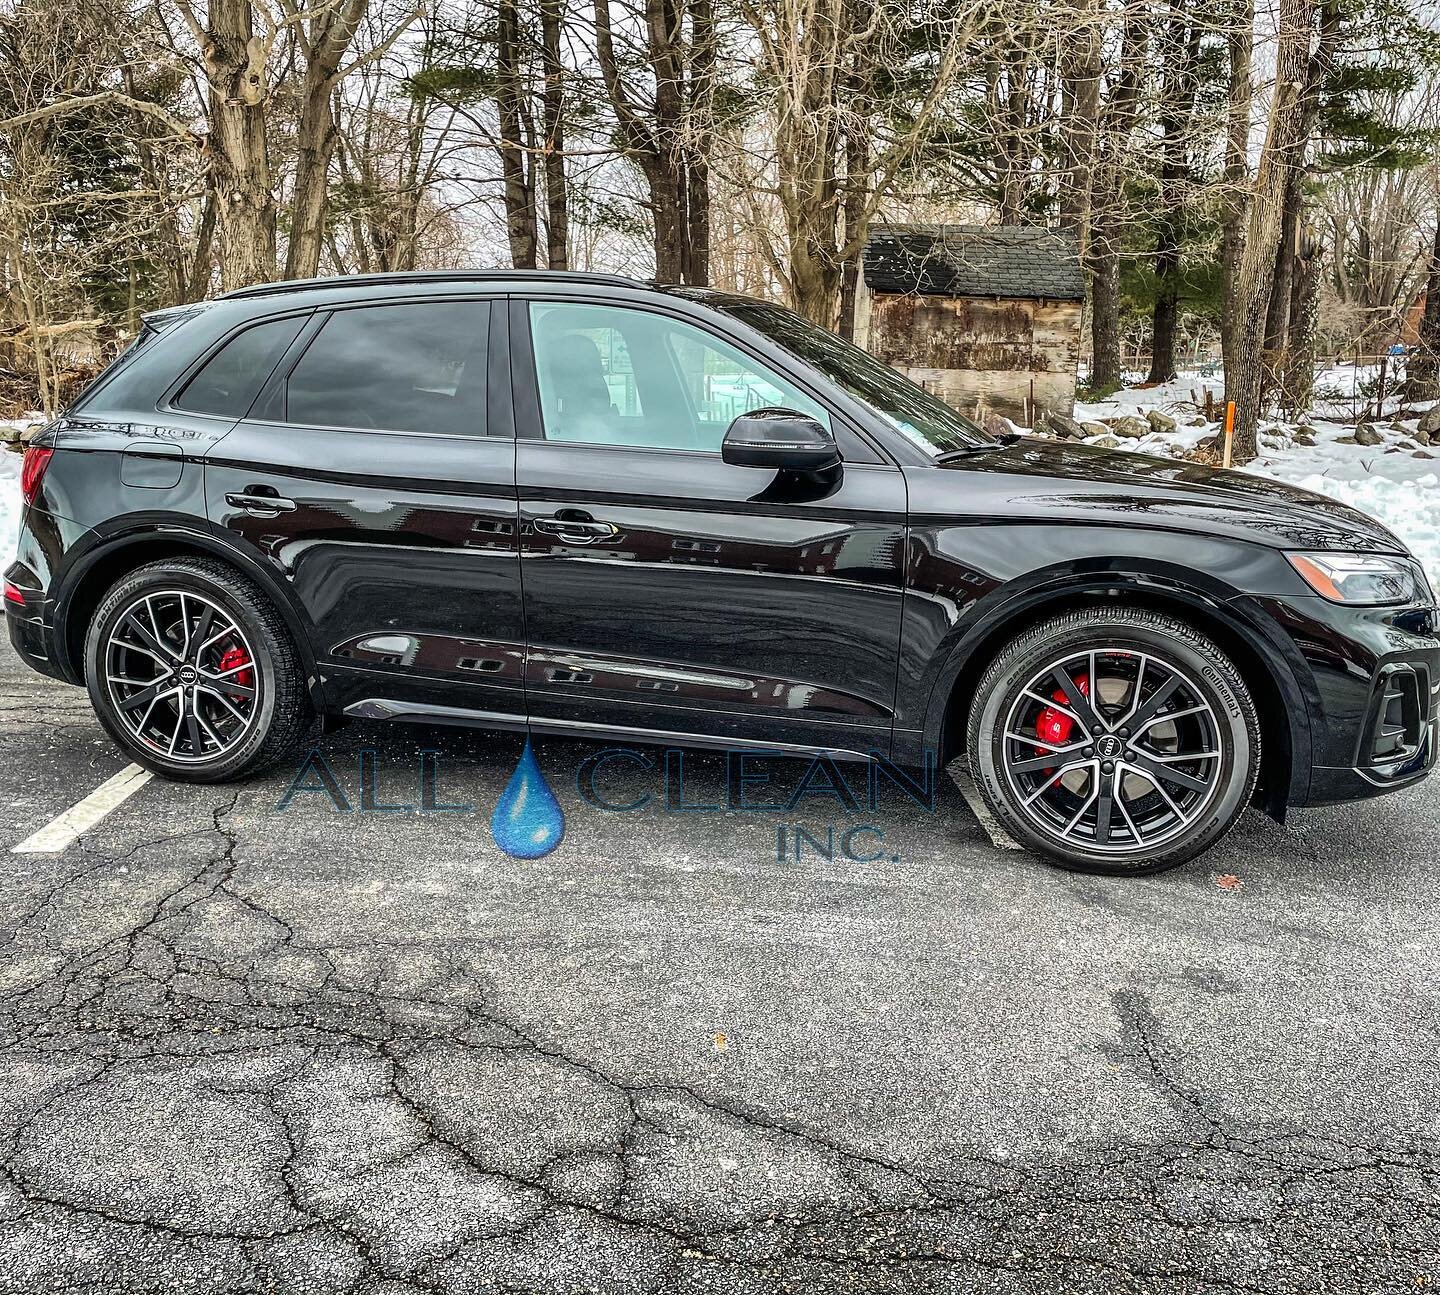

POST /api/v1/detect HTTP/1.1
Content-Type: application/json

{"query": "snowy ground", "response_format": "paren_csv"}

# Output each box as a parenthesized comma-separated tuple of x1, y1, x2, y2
(1075, 371, 1440, 587)
(0, 439, 23, 568)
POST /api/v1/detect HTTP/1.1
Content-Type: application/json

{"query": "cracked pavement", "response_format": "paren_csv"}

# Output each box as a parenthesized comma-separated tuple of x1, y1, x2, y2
(1, 636, 1438, 1294)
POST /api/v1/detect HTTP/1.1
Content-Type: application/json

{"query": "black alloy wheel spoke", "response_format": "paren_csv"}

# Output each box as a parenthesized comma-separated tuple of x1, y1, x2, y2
(106, 590, 259, 763)
(1003, 648, 1222, 854)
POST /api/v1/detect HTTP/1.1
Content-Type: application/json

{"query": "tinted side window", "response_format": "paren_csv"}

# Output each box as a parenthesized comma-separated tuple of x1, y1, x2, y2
(529, 300, 829, 452)
(175, 316, 305, 418)
(285, 301, 490, 436)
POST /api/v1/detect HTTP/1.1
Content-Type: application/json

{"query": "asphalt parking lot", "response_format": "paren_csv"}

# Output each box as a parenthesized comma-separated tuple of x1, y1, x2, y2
(1, 635, 1438, 1294)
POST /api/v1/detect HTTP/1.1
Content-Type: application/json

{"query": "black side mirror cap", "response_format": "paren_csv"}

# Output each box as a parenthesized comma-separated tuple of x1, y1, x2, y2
(721, 408, 840, 472)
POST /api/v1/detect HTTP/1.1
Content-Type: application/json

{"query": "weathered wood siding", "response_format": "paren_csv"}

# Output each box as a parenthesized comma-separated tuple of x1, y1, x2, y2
(862, 290, 1082, 420)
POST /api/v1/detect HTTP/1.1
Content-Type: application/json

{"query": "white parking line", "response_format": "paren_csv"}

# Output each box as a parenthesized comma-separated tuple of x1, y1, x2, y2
(12, 763, 153, 854)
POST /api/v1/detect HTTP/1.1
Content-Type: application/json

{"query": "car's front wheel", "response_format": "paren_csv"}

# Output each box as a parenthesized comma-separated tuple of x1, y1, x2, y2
(85, 557, 315, 782)
(967, 607, 1260, 875)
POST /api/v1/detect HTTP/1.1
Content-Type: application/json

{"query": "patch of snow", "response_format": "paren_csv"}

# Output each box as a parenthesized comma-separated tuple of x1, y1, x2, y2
(0, 445, 21, 566)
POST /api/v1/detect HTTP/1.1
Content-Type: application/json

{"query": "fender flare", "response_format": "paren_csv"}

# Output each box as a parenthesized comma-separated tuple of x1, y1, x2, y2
(51, 521, 326, 704)
(916, 566, 1317, 808)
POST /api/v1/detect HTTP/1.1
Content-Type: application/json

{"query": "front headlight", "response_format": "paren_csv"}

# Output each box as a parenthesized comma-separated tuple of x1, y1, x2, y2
(1287, 552, 1421, 606)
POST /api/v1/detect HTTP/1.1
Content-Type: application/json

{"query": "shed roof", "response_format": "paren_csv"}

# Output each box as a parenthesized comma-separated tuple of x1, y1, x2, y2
(862, 225, 1085, 302)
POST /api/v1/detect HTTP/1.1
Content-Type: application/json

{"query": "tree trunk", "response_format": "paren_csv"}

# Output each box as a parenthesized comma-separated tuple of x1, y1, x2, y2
(539, 0, 568, 270)
(185, 184, 218, 301)
(1089, 214, 1123, 392)
(1405, 217, 1440, 401)
(1226, 0, 1314, 461)
(1150, 237, 1181, 383)
(1057, 0, 1102, 242)
(837, 126, 869, 342)
(647, 0, 688, 281)
(1219, 0, 1254, 386)
(202, 0, 277, 290)
(1086, 1, 1146, 390)
(1148, 6, 1201, 383)
(285, 78, 341, 279)
(1280, 230, 1320, 414)
(497, 0, 537, 269)
(684, 0, 715, 285)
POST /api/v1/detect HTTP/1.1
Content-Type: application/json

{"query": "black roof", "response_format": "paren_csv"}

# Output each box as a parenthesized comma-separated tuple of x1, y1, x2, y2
(862, 225, 1085, 302)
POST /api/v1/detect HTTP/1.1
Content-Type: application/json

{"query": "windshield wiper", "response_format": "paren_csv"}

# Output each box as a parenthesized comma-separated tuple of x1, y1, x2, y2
(934, 432, 1023, 462)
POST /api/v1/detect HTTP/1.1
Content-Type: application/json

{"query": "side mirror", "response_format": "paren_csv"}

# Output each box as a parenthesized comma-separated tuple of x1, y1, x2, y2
(721, 408, 840, 472)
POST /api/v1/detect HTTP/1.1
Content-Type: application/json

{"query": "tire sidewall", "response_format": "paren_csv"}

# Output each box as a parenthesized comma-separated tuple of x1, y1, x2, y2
(970, 618, 1256, 874)
(85, 565, 282, 780)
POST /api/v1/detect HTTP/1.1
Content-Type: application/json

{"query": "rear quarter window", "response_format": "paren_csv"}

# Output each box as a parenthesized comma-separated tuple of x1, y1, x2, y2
(175, 316, 306, 418)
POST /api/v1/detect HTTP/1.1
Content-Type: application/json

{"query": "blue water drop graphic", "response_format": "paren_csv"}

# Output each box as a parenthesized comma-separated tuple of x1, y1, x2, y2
(490, 736, 565, 859)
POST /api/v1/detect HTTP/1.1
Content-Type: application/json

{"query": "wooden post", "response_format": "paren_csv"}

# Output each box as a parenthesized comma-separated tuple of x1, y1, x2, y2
(1222, 400, 1236, 468)
(1028, 377, 1035, 428)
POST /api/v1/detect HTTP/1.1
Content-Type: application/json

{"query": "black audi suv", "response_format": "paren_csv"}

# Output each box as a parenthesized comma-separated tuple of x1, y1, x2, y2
(6, 270, 1437, 873)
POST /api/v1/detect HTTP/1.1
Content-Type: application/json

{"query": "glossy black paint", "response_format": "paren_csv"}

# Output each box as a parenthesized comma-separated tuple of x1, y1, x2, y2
(7, 270, 1438, 815)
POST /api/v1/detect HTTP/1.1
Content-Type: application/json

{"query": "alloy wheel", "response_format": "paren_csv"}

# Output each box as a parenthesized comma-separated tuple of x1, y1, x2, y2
(104, 590, 260, 763)
(1000, 647, 1224, 855)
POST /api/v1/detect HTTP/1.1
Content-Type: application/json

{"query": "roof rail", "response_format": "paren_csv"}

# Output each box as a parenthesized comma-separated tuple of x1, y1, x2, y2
(217, 268, 647, 301)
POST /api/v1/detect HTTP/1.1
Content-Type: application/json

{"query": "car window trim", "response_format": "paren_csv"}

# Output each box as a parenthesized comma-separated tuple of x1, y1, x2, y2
(250, 295, 505, 439)
(508, 295, 887, 467)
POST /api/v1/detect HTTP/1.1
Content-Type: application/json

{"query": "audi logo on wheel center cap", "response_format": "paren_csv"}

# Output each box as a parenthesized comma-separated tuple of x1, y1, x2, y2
(1096, 734, 1122, 759)
(178, 665, 198, 685)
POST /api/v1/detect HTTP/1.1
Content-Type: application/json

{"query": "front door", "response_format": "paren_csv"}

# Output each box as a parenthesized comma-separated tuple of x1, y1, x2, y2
(511, 296, 907, 755)
(200, 296, 526, 719)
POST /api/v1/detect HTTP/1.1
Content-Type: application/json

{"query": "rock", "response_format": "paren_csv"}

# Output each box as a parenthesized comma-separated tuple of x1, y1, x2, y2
(1333, 434, 1358, 444)
(1112, 415, 1149, 439)
(18, 423, 44, 444)
(1293, 431, 1318, 447)
(1414, 428, 1432, 446)
(1189, 416, 1210, 427)
(1146, 409, 1178, 433)
(0, 424, 21, 445)
(1042, 412, 1088, 440)
(1353, 424, 1383, 446)
(1080, 420, 1111, 438)
(1416, 450, 1436, 460)
(1418, 406, 1440, 435)
(1091, 435, 1121, 449)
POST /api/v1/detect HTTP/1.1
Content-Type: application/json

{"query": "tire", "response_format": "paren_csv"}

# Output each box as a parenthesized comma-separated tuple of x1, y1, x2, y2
(84, 557, 316, 782)
(966, 606, 1260, 875)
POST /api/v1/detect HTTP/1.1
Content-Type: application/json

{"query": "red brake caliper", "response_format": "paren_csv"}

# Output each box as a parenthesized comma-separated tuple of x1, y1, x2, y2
(1035, 674, 1089, 769)
(218, 644, 254, 690)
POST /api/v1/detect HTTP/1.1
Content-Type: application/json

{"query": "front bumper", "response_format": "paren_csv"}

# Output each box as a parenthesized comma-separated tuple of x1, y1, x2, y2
(1257, 591, 1440, 806)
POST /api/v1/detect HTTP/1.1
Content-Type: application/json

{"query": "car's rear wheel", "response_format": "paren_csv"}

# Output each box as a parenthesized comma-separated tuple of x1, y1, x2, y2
(967, 607, 1260, 874)
(85, 557, 315, 782)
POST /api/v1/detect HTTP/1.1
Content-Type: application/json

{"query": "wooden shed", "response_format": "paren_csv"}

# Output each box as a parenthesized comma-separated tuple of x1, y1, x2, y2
(854, 224, 1085, 422)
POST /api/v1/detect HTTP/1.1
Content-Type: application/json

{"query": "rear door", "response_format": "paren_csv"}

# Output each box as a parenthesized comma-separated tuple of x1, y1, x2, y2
(510, 294, 908, 754)
(195, 295, 526, 718)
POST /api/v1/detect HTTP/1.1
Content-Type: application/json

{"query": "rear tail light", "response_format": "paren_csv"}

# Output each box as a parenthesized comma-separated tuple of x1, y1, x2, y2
(20, 446, 53, 506)
(3, 581, 25, 606)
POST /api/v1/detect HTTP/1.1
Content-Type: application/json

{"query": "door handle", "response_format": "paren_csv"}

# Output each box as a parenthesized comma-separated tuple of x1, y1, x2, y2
(534, 511, 617, 543)
(226, 490, 297, 513)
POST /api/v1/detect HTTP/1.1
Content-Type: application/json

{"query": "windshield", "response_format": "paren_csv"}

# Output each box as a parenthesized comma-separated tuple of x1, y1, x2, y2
(715, 299, 994, 455)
